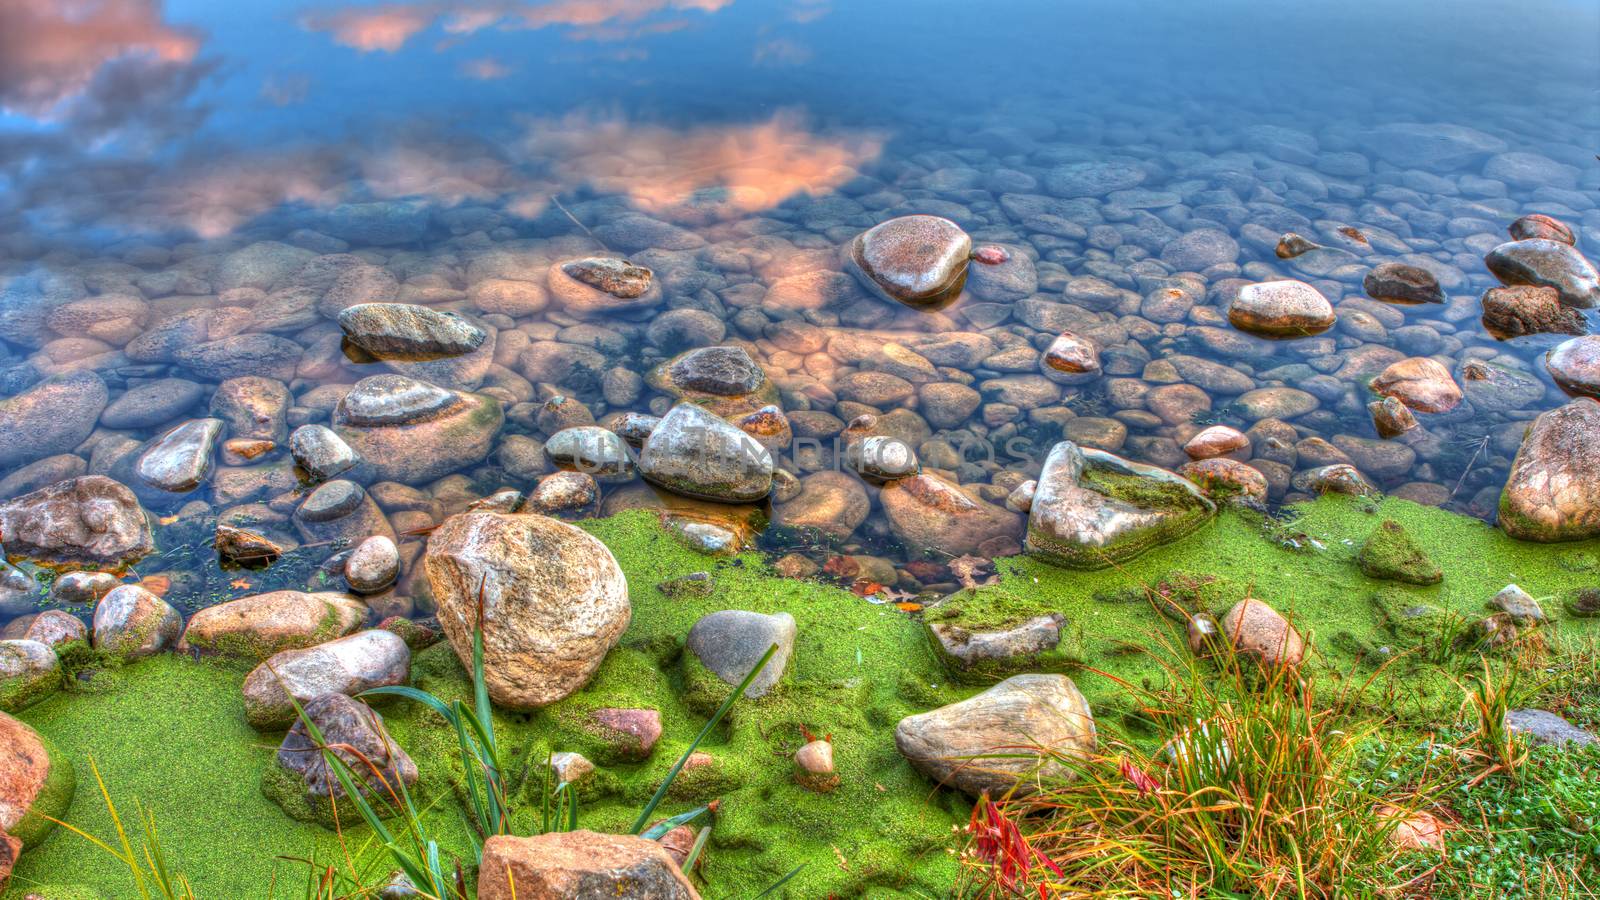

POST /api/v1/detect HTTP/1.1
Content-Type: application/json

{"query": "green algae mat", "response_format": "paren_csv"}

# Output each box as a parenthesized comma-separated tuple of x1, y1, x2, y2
(8, 497, 1598, 898)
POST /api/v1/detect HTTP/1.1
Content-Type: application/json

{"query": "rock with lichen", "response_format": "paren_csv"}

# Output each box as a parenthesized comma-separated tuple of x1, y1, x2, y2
(1356, 520, 1442, 585)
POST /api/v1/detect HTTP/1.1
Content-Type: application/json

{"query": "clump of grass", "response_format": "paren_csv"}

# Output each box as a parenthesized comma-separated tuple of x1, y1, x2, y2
(957, 636, 1444, 898)
(1455, 657, 1530, 784)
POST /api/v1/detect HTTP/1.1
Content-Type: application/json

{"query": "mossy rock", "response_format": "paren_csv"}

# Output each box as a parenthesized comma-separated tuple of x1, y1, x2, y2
(10, 730, 76, 848)
(1356, 520, 1443, 585)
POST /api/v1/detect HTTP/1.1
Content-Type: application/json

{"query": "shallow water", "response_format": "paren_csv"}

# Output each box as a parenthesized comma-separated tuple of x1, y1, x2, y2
(1, 0, 1598, 627)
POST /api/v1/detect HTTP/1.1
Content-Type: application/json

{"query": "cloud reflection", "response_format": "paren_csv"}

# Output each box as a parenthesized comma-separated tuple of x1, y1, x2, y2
(303, 0, 735, 51)
(0, 0, 201, 116)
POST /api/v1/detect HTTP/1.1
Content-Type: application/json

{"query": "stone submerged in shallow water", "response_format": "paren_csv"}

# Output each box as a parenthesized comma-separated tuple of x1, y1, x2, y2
(332, 375, 502, 485)
(1545, 336, 1600, 399)
(424, 512, 629, 710)
(1485, 239, 1600, 309)
(0, 371, 108, 469)
(1500, 398, 1600, 542)
(477, 831, 699, 900)
(544, 426, 636, 483)
(1228, 280, 1336, 337)
(879, 473, 1022, 558)
(638, 403, 773, 503)
(894, 674, 1095, 798)
(547, 257, 662, 317)
(1363, 262, 1445, 305)
(1369, 396, 1418, 439)
(1026, 441, 1215, 569)
(288, 424, 362, 481)
(846, 215, 971, 306)
(0, 476, 153, 569)
(1039, 332, 1101, 383)
(337, 303, 485, 359)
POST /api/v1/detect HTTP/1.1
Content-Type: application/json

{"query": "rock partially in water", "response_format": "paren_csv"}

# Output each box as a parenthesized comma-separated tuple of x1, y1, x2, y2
(526, 470, 599, 518)
(880, 473, 1022, 557)
(685, 609, 795, 700)
(338, 303, 486, 359)
(1228, 280, 1336, 337)
(1485, 239, 1600, 309)
(424, 512, 629, 710)
(1480, 285, 1586, 339)
(544, 426, 636, 483)
(332, 375, 502, 485)
(288, 424, 362, 482)
(1178, 458, 1268, 504)
(844, 435, 919, 483)
(638, 403, 773, 503)
(1363, 262, 1445, 305)
(1184, 425, 1250, 460)
(1275, 233, 1321, 259)
(1369, 357, 1462, 413)
(92, 585, 182, 661)
(1500, 399, 1600, 542)
(0, 640, 58, 712)
(1508, 214, 1575, 245)
(242, 629, 411, 730)
(214, 524, 284, 567)
(346, 536, 400, 595)
(1545, 336, 1600, 399)
(1369, 396, 1418, 439)
(271, 692, 417, 824)
(0, 565, 37, 618)
(1293, 463, 1377, 497)
(181, 590, 367, 660)
(0, 709, 75, 847)
(0, 371, 107, 469)
(895, 674, 1095, 798)
(134, 418, 223, 494)
(0, 476, 153, 569)
(478, 831, 698, 900)
(50, 571, 117, 605)
(846, 215, 971, 306)
(1026, 441, 1215, 569)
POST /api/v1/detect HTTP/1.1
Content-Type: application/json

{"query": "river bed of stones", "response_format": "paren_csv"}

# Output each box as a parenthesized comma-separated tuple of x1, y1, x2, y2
(2, 119, 1600, 895)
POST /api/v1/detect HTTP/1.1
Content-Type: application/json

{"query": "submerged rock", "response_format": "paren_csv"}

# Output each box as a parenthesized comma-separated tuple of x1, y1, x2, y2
(424, 512, 629, 709)
(0, 371, 107, 469)
(1228, 280, 1336, 337)
(544, 426, 635, 483)
(338, 303, 486, 358)
(846, 215, 971, 306)
(1500, 399, 1600, 542)
(0, 476, 153, 569)
(477, 831, 698, 900)
(1026, 441, 1215, 569)
(895, 674, 1095, 797)
(1039, 332, 1101, 383)
(1485, 239, 1600, 309)
(288, 424, 362, 482)
(1363, 262, 1445, 305)
(242, 629, 411, 730)
(332, 375, 502, 485)
(638, 403, 773, 503)
(1275, 233, 1321, 259)
(547, 257, 662, 317)
(1508, 214, 1575, 245)
(880, 474, 1022, 557)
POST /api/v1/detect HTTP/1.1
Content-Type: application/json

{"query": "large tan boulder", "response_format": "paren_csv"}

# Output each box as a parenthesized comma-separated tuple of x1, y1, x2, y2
(180, 591, 368, 660)
(478, 831, 698, 899)
(1500, 398, 1600, 542)
(0, 711, 75, 847)
(894, 674, 1095, 798)
(424, 512, 629, 710)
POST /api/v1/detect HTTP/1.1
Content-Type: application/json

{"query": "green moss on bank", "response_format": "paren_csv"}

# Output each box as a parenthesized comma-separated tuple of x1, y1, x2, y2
(10, 496, 1598, 899)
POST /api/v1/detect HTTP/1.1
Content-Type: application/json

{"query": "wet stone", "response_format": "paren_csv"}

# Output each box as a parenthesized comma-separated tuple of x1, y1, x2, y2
(1370, 358, 1462, 413)
(638, 403, 774, 503)
(544, 426, 636, 483)
(92, 585, 182, 661)
(548, 258, 661, 316)
(1228, 280, 1336, 337)
(100, 378, 205, 430)
(288, 424, 362, 482)
(1485, 239, 1600, 309)
(0, 476, 153, 569)
(1039, 332, 1101, 384)
(51, 571, 118, 605)
(1545, 336, 1600, 399)
(845, 435, 919, 483)
(1500, 399, 1600, 542)
(1508, 214, 1575, 245)
(1481, 285, 1586, 339)
(134, 418, 224, 494)
(345, 536, 400, 594)
(338, 303, 486, 359)
(1369, 396, 1418, 439)
(846, 215, 971, 306)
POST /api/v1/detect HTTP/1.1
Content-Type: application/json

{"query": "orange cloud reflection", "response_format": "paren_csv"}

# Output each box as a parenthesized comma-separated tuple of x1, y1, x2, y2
(305, 0, 735, 51)
(300, 3, 437, 52)
(524, 112, 881, 222)
(0, 0, 200, 115)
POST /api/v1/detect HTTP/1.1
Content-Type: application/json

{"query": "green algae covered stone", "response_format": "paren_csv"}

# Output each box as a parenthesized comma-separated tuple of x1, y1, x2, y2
(1357, 520, 1443, 585)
